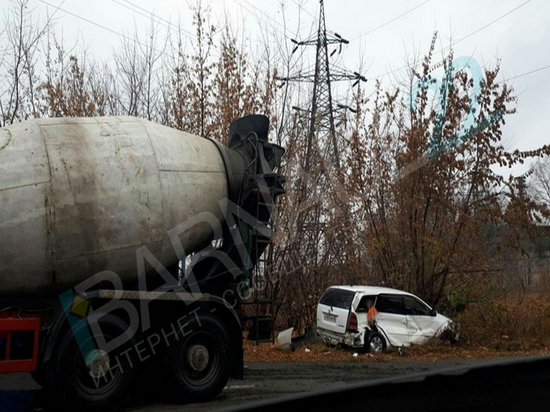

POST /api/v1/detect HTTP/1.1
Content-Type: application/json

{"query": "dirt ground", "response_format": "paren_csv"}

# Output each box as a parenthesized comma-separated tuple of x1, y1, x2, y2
(0, 356, 539, 412)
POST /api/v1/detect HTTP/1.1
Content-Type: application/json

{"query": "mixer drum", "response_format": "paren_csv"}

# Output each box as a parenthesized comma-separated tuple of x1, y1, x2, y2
(0, 117, 240, 296)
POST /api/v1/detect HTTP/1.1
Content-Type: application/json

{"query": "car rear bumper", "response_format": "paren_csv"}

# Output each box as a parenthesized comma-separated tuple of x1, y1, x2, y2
(317, 327, 364, 348)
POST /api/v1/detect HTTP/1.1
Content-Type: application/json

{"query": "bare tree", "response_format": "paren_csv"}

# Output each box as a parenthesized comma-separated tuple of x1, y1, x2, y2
(0, 0, 50, 125)
(529, 156, 550, 221)
(186, 1, 216, 138)
(114, 35, 144, 117)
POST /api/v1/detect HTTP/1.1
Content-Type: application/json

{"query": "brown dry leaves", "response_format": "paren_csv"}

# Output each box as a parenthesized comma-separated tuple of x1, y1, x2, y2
(243, 340, 550, 363)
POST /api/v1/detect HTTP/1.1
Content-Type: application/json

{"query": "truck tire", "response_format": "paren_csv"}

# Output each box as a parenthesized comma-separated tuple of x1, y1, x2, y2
(164, 311, 231, 403)
(50, 314, 137, 411)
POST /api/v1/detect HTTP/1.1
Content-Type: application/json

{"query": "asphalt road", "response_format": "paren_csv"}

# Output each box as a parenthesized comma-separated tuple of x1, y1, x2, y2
(0, 358, 506, 412)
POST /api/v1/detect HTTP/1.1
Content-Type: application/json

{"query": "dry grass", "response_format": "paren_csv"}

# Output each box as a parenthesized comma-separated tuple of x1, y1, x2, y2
(454, 292, 550, 350)
(243, 340, 550, 363)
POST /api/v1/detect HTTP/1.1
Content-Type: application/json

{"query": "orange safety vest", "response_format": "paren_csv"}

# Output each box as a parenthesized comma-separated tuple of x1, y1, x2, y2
(367, 307, 379, 325)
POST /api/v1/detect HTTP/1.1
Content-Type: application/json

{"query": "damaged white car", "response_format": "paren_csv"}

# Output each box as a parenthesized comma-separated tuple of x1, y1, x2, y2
(316, 286, 460, 353)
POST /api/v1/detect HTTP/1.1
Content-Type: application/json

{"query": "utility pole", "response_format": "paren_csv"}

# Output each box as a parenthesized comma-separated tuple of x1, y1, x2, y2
(280, 0, 366, 170)
(276, 0, 368, 290)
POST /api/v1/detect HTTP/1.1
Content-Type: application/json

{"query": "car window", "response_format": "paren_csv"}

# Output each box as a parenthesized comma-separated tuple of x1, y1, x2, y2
(319, 289, 338, 306)
(319, 289, 355, 309)
(376, 295, 406, 315)
(403, 296, 431, 316)
(356, 295, 377, 312)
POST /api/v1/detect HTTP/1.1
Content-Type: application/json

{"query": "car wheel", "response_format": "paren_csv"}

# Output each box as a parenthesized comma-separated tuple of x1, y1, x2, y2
(164, 311, 231, 403)
(366, 332, 386, 353)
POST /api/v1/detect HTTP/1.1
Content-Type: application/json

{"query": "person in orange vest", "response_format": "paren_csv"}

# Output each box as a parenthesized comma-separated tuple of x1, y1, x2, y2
(366, 299, 379, 328)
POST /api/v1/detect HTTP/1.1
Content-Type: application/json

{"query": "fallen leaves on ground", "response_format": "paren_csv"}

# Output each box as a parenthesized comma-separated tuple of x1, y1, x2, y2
(243, 340, 550, 363)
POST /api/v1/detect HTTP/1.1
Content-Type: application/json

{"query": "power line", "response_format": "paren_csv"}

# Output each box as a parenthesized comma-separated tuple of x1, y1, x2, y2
(449, 0, 531, 48)
(289, 0, 346, 40)
(351, 0, 431, 42)
(291, 0, 317, 22)
(232, 0, 293, 38)
(499, 63, 550, 83)
(232, 0, 321, 43)
(112, 0, 174, 32)
(40, 0, 127, 40)
(296, 1, 430, 41)
(115, 0, 224, 60)
(228, 0, 312, 76)
(373, 0, 532, 81)
(110, 0, 221, 56)
(114, 0, 194, 40)
(39, 0, 164, 53)
(228, 0, 315, 76)
(39, 0, 224, 60)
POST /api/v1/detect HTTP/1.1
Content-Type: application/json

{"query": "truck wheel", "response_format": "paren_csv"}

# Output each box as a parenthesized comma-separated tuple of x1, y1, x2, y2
(51, 314, 137, 411)
(164, 311, 231, 403)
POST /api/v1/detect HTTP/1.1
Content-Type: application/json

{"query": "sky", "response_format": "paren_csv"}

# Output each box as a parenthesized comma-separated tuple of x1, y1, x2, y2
(3, 0, 550, 176)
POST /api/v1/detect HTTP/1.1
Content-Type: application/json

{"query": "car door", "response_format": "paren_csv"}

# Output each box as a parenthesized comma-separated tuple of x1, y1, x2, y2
(374, 294, 409, 346)
(316, 288, 355, 334)
(402, 295, 439, 344)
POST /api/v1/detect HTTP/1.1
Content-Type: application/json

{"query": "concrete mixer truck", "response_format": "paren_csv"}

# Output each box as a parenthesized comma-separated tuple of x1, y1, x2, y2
(0, 114, 285, 410)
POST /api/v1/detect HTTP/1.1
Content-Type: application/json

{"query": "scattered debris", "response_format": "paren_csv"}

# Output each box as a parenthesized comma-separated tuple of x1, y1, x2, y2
(277, 327, 295, 352)
(277, 325, 322, 352)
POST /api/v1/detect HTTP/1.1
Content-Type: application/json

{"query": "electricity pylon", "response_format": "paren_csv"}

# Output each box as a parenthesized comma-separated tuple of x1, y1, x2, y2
(280, 0, 366, 170)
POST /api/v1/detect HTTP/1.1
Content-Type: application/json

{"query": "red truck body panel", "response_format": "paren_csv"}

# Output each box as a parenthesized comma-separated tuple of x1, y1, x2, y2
(0, 316, 40, 373)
